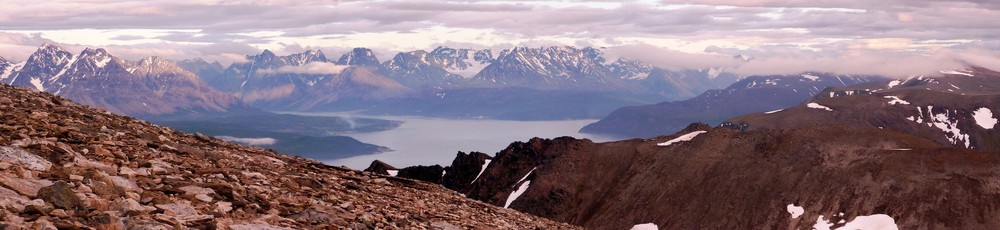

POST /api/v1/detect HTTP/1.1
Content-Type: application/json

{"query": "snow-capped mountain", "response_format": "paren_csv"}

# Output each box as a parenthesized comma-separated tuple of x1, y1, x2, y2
(582, 73, 884, 138)
(382, 46, 494, 87)
(473, 46, 611, 88)
(212, 49, 412, 110)
(5, 43, 76, 92)
(1, 43, 250, 119)
(336, 47, 382, 68)
(0, 56, 24, 82)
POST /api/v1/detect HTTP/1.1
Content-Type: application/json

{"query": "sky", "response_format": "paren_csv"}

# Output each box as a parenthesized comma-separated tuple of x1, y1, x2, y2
(0, 0, 999, 76)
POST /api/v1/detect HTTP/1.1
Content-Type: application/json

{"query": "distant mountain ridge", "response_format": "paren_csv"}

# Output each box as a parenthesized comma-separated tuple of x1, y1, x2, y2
(724, 67, 1000, 150)
(195, 45, 741, 119)
(0, 43, 253, 120)
(581, 73, 885, 138)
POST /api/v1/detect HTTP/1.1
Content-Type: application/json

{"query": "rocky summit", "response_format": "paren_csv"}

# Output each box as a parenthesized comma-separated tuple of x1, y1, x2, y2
(0, 84, 575, 229)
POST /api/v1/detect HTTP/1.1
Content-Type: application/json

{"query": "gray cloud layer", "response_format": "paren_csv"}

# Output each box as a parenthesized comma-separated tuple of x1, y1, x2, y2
(0, 0, 997, 76)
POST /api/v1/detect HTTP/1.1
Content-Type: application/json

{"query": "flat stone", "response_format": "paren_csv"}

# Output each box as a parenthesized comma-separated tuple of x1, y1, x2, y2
(0, 146, 52, 171)
(0, 177, 53, 197)
(114, 198, 156, 216)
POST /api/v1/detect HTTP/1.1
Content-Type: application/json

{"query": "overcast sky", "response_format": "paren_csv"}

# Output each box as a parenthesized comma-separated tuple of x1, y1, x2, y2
(1, 0, 998, 76)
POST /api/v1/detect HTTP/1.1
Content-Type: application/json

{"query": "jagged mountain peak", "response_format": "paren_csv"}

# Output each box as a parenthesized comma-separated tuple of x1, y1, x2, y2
(336, 47, 381, 68)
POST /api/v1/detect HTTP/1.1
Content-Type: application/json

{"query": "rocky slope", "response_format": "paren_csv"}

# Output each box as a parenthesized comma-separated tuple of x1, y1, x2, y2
(725, 68, 1000, 150)
(582, 73, 883, 138)
(379, 123, 1000, 229)
(0, 84, 576, 229)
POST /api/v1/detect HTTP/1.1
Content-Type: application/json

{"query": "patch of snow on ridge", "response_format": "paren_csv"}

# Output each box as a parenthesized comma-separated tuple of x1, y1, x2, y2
(940, 69, 974, 77)
(973, 108, 997, 129)
(884, 96, 910, 105)
(887, 80, 901, 89)
(787, 204, 804, 219)
(909, 106, 971, 148)
(765, 109, 783, 114)
(802, 74, 819, 81)
(29, 77, 44, 91)
(470, 159, 492, 184)
(386, 170, 398, 176)
(815, 214, 899, 230)
(807, 102, 833, 111)
(630, 223, 659, 230)
(504, 181, 530, 208)
(504, 167, 537, 208)
(657, 131, 707, 147)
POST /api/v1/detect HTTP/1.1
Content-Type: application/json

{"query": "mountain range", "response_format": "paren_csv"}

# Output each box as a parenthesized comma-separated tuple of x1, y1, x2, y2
(581, 73, 886, 138)
(195, 46, 740, 119)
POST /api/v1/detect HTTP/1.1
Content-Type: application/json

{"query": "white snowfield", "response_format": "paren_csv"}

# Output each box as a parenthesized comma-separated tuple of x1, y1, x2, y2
(630, 223, 659, 230)
(908, 106, 971, 148)
(883, 96, 910, 105)
(786, 204, 804, 219)
(814, 214, 898, 230)
(807, 102, 833, 111)
(657, 131, 707, 147)
(386, 170, 398, 177)
(973, 107, 997, 129)
(802, 74, 820, 81)
(504, 167, 537, 208)
(470, 159, 493, 184)
(765, 109, 784, 114)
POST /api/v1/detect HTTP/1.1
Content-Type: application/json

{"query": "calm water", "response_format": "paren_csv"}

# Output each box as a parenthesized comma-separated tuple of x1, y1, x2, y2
(283, 112, 622, 169)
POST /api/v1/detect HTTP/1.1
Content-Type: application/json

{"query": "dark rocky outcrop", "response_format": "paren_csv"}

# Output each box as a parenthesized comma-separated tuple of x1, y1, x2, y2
(396, 165, 446, 184)
(440, 151, 492, 192)
(362, 160, 398, 175)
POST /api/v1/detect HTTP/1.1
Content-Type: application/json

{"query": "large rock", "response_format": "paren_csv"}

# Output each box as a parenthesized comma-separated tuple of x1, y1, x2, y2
(37, 182, 84, 211)
(0, 146, 52, 171)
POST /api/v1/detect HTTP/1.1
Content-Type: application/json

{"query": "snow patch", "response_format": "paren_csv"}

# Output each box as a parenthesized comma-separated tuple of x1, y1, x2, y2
(887, 80, 901, 88)
(802, 74, 819, 81)
(504, 181, 531, 208)
(909, 106, 971, 148)
(883, 96, 910, 105)
(814, 214, 898, 230)
(29, 77, 44, 91)
(657, 131, 707, 147)
(470, 159, 492, 184)
(95, 56, 111, 68)
(807, 102, 833, 111)
(973, 108, 997, 129)
(504, 167, 537, 208)
(787, 204, 804, 219)
(940, 69, 973, 77)
(386, 170, 398, 177)
(765, 109, 783, 114)
(215, 136, 277, 146)
(630, 223, 659, 230)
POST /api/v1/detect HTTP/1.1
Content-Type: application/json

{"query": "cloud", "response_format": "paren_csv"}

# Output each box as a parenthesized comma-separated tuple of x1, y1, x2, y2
(258, 62, 349, 75)
(0, 0, 997, 76)
(603, 43, 742, 70)
(215, 136, 277, 146)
